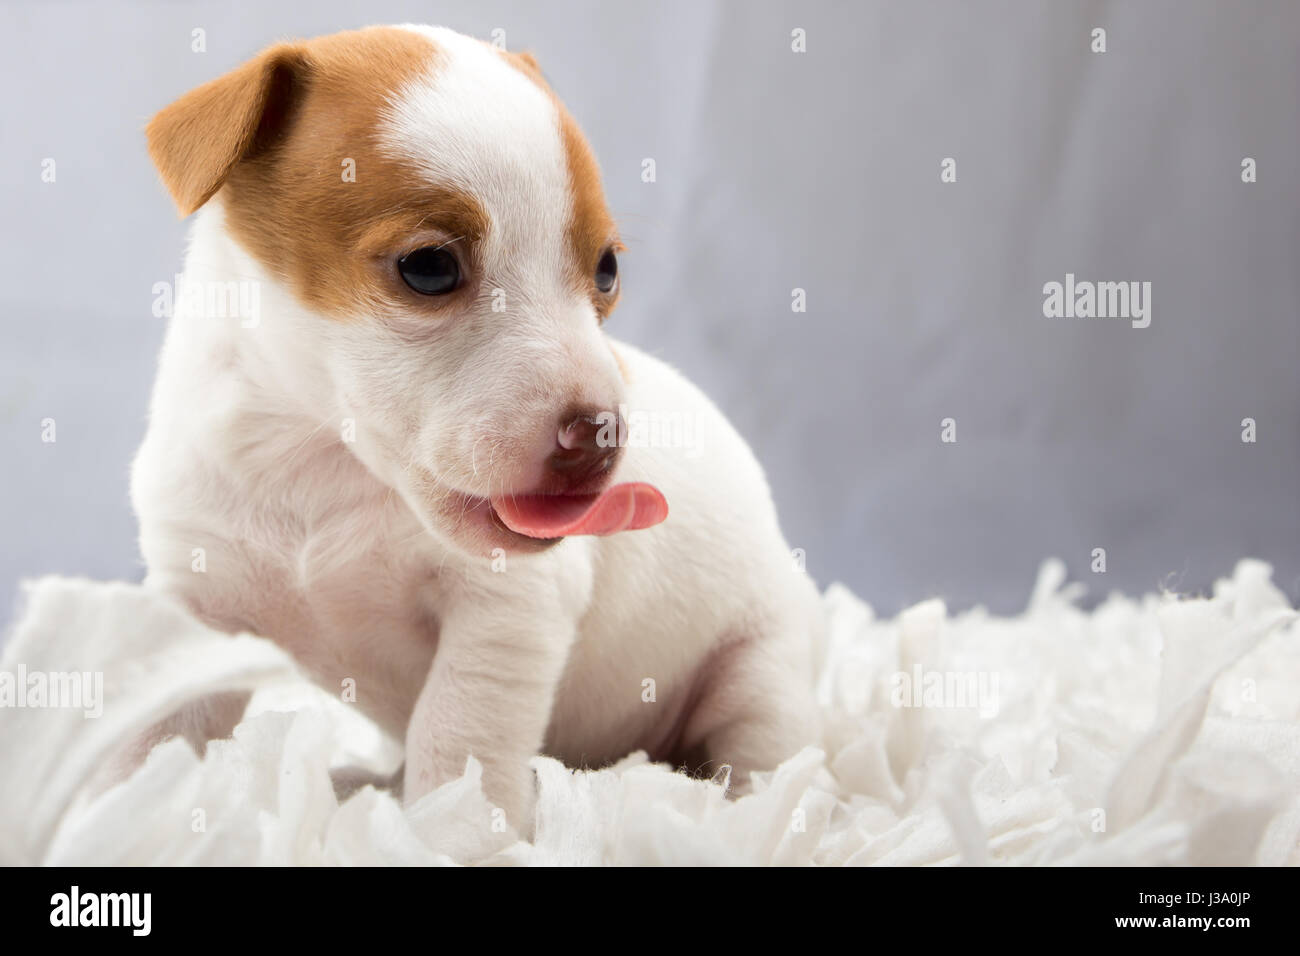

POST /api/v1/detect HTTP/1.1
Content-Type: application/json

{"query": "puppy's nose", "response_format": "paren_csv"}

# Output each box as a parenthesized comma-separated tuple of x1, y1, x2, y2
(549, 409, 621, 486)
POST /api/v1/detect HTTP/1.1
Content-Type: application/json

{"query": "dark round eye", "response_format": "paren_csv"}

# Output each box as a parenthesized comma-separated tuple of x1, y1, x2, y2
(398, 246, 461, 295)
(595, 248, 618, 294)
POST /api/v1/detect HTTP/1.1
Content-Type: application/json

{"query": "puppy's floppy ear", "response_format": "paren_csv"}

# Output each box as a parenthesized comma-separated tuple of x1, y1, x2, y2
(147, 43, 311, 217)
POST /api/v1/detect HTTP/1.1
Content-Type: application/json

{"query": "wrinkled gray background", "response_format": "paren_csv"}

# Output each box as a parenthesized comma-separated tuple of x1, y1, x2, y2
(2, 0, 1297, 631)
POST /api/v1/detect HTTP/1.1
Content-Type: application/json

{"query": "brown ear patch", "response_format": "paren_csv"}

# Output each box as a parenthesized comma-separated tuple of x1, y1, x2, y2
(222, 27, 457, 317)
(500, 49, 621, 320)
(147, 43, 312, 217)
(149, 26, 496, 318)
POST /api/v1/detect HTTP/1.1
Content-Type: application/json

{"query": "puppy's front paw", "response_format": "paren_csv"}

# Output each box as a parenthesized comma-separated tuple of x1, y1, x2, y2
(404, 753, 538, 839)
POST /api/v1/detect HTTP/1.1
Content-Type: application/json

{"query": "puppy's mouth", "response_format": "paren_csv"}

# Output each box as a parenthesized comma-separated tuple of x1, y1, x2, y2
(487, 482, 668, 539)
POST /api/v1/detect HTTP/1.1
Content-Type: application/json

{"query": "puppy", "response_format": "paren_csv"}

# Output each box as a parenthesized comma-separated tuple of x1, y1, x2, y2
(132, 24, 821, 826)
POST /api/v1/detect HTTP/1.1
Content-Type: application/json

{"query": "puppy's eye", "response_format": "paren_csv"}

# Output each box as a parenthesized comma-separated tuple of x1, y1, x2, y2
(398, 246, 461, 295)
(595, 249, 618, 294)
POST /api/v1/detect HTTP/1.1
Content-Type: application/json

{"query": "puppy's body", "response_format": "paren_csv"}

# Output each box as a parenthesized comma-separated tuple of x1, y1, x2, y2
(132, 25, 819, 823)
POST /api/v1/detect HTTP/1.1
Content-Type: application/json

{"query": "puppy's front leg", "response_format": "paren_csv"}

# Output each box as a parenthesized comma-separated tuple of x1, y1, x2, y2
(403, 584, 577, 833)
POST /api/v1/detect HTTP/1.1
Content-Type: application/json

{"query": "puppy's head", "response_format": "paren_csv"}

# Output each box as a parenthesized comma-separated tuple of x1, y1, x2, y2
(149, 25, 664, 556)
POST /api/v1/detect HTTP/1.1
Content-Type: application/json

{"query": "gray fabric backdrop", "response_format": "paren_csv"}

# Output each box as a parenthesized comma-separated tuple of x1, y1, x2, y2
(2, 0, 1297, 631)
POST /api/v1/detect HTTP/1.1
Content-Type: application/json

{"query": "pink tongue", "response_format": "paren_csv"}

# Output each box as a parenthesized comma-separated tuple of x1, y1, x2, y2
(491, 482, 668, 538)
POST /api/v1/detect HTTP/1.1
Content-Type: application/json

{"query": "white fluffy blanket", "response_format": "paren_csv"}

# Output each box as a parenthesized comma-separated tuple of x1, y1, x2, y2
(2, 560, 1297, 866)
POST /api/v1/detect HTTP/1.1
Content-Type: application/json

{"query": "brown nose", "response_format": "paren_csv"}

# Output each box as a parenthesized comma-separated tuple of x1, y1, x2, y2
(549, 409, 621, 489)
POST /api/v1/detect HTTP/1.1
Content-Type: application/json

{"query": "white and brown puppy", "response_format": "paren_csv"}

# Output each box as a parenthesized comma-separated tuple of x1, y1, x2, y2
(132, 24, 821, 826)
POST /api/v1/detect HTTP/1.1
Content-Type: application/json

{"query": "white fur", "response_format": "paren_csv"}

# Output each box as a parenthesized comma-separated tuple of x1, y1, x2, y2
(131, 27, 821, 827)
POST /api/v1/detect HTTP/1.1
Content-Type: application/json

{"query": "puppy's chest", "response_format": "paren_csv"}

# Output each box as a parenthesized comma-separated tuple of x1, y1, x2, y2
(225, 512, 446, 737)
